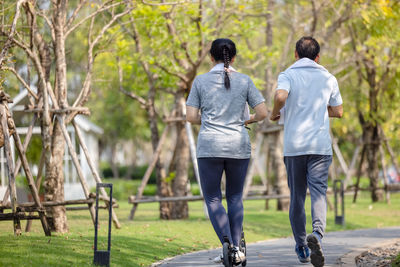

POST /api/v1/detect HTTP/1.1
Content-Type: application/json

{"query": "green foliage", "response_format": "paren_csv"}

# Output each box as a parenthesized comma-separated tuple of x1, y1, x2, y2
(96, 178, 201, 201)
(101, 163, 157, 184)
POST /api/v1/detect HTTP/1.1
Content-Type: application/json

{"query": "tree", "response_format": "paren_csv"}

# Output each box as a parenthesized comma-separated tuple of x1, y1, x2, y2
(1, 0, 132, 232)
(347, 0, 400, 201)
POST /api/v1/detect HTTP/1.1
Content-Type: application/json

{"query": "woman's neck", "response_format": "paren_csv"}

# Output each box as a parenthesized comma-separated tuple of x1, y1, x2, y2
(214, 61, 230, 66)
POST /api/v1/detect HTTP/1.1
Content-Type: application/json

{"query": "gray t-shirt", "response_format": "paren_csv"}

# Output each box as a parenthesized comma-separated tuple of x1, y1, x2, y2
(187, 66, 265, 159)
(277, 58, 343, 156)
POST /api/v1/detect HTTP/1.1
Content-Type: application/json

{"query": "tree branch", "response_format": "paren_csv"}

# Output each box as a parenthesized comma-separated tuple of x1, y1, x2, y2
(36, 9, 55, 41)
(65, 1, 120, 37)
(310, 0, 317, 36)
(154, 62, 189, 83)
(71, 3, 134, 110)
(163, 7, 192, 69)
(195, 0, 203, 58)
(116, 57, 147, 107)
(3, 66, 38, 100)
(142, 0, 193, 6)
(0, 0, 26, 66)
(65, 0, 88, 30)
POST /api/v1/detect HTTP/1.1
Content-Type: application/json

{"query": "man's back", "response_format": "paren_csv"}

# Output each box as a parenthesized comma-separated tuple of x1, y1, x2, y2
(277, 58, 342, 156)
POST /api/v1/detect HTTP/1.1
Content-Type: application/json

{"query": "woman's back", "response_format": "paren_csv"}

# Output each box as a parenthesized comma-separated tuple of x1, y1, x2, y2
(187, 65, 264, 159)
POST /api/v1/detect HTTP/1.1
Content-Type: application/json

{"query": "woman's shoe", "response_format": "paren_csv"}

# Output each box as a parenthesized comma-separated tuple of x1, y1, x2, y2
(232, 247, 246, 264)
(213, 254, 223, 263)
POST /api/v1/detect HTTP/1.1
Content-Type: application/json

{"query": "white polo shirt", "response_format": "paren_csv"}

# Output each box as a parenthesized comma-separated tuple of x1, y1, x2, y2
(277, 58, 343, 156)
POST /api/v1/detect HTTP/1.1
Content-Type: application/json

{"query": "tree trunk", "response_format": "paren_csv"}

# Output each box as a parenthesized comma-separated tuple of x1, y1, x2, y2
(269, 131, 290, 211)
(170, 109, 190, 219)
(42, 1, 69, 232)
(110, 142, 119, 179)
(147, 99, 173, 219)
(364, 122, 383, 202)
(361, 59, 384, 202)
(43, 120, 68, 232)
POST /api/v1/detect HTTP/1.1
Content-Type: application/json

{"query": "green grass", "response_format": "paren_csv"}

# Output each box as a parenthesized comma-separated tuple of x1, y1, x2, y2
(393, 253, 400, 267)
(0, 192, 399, 267)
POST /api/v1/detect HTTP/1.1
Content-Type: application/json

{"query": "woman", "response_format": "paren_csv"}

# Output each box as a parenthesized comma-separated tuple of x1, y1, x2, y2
(186, 38, 267, 264)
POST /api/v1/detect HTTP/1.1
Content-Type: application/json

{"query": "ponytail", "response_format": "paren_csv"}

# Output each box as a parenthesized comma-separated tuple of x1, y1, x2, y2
(222, 45, 231, 89)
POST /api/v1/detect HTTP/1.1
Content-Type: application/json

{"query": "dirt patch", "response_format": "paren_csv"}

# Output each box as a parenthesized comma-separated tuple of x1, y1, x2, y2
(355, 241, 400, 267)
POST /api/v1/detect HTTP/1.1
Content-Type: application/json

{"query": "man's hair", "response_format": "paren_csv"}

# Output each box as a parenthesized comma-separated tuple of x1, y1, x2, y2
(295, 36, 320, 60)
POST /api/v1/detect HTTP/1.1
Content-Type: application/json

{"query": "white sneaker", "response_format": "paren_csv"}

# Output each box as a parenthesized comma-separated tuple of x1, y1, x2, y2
(213, 254, 223, 263)
(233, 248, 246, 264)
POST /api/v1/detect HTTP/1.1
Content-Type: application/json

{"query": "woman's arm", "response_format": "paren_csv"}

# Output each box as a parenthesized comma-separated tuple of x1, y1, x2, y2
(245, 102, 268, 125)
(186, 106, 201, 124)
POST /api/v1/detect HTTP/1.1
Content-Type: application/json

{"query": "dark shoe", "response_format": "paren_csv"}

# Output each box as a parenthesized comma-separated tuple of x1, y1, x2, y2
(295, 245, 310, 263)
(307, 232, 324, 267)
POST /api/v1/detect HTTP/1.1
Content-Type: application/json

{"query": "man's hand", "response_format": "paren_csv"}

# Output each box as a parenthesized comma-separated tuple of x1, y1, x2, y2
(270, 89, 288, 122)
(328, 105, 343, 118)
(269, 112, 281, 121)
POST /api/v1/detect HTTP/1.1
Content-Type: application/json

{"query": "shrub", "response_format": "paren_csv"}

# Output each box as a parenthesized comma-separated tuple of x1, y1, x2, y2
(101, 163, 157, 184)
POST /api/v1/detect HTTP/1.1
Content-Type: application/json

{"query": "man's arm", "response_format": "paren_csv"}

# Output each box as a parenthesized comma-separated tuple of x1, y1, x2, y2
(270, 89, 288, 121)
(328, 105, 343, 118)
(186, 106, 201, 124)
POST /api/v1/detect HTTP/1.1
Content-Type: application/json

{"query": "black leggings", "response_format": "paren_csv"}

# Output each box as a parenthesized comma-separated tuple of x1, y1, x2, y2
(197, 157, 250, 246)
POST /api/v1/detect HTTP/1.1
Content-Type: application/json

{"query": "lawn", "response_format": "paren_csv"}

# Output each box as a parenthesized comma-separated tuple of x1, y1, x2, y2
(0, 192, 399, 267)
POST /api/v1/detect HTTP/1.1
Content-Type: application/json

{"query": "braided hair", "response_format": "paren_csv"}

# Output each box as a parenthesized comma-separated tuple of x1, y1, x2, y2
(210, 38, 237, 90)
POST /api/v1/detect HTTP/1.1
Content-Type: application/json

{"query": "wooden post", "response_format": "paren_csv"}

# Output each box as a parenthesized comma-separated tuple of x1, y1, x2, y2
(57, 115, 96, 224)
(14, 115, 36, 176)
(353, 145, 366, 203)
(343, 144, 361, 190)
(185, 121, 209, 218)
(72, 120, 121, 228)
(2, 115, 37, 205)
(243, 132, 264, 198)
(255, 155, 268, 187)
(129, 125, 169, 220)
(0, 103, 21, 235)
(379, 145, 390, 204)
(25, 149, 45, 232)
(12, 130, 51, 236)
(379, 126, 400, 177)
(331, 129, 349, 175)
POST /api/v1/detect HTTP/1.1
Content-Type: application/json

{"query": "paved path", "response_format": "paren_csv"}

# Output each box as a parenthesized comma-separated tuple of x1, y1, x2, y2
(154, 227, 400, 267)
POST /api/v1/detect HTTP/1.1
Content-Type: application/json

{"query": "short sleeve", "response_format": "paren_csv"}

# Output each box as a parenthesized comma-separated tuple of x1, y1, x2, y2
(277, 72, 291, 93)
(186, 78, 201, 108)
(328, 76, 343, 106)
(247, 77, 265, 108)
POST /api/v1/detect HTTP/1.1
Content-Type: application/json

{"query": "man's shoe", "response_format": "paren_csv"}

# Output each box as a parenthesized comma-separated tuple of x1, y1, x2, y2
(307, 232, 324, 267)
(295, 245, 310, 263)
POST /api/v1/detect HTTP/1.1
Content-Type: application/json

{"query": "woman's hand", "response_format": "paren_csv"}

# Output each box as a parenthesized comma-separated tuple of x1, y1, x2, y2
(245, 114, 256, 126)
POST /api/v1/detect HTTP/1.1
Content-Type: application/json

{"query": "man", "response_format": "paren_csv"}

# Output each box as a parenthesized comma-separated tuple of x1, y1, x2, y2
(270, 36, 343, 267)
